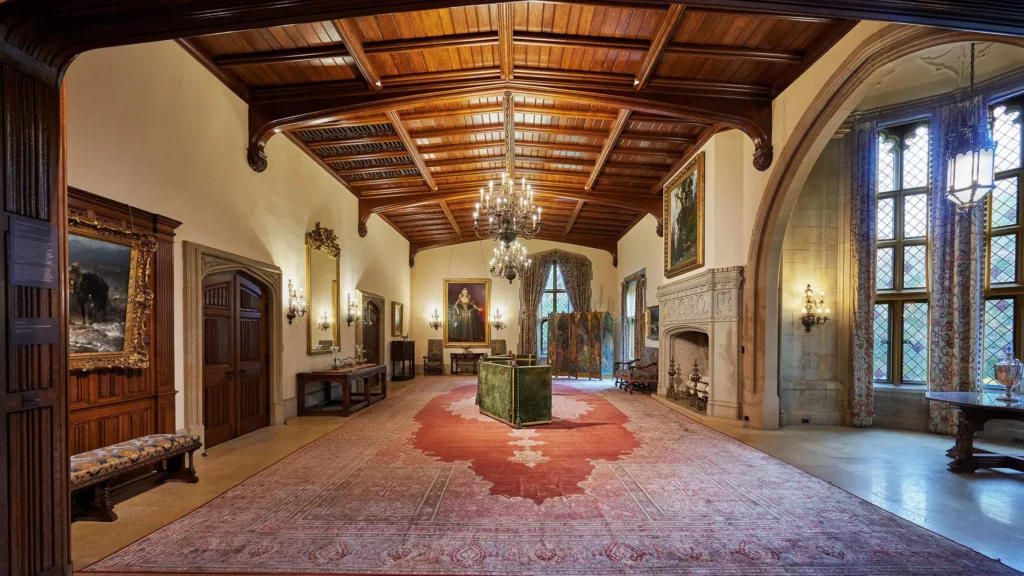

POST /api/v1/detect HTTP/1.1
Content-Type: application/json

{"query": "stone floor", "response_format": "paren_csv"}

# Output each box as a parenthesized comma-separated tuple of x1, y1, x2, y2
(72, 377, 1024, 573)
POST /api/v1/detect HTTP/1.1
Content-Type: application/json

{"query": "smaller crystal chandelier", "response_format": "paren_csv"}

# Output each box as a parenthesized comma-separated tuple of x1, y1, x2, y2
(490, 240, 531, 284)
(800, 284, 829, 333)
(490, 308, 507, 331)
(286, 279, 306, 324)
(317, 310, 331, 332)
(428, 308, 442, 330)
(473, 173, 542, 244)
(946, 42, 997, 209)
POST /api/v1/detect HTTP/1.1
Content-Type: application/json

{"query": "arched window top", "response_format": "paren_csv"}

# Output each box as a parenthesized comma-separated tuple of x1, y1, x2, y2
(902, 123, 930, 189)
(877, 131, 899, 193)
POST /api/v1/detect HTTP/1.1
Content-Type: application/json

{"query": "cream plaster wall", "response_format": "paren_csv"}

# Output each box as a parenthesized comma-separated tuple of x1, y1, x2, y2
(409, 239, 617, 370)
(65, 41, 411, 428)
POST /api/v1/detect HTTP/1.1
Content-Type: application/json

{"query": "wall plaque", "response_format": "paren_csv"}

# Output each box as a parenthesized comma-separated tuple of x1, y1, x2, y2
(10, 317, 59, 345)
(8, 214, 58, 289)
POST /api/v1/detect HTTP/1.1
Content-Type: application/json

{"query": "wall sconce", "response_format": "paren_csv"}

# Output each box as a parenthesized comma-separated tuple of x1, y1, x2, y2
(346, 293, 359, 326)
(429, 308, 442, 331)
(490, 308, 507, 331)
(317, 310, 331, 332)
(286, 279, 306, 325)
(800, 284, 829, 333)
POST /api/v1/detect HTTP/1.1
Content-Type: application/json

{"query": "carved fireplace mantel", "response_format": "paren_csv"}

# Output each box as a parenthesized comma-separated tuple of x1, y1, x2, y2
(657, 266, 743, 419)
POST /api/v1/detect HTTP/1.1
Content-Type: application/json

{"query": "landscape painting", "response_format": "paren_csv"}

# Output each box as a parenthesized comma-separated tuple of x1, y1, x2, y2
(664, 151, 705, 278)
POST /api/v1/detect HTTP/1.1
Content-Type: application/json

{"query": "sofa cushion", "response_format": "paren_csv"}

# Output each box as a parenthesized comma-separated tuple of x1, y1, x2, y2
(70, 433, 200, 489)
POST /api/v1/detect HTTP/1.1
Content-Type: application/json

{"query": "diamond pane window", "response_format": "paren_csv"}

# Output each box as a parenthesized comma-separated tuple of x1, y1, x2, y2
(903, 194, 928, 238)
(873, 303, 891, 381)
(982, 299, 1015, 386)
(540, 262, 574, 357)
(877, 247, 894, 290)
(555, 292, 572, 315)
(993, 105, 1022, 173)
(540, 320, 548, 352)
(902, 302, 929, 382)
(555, 267, 567, 289)
(902, 125, 930, 189)
(903, 245, 927, 289)
(990, 234, 1017, 284)
(991, 178, 1018, 228)
(878, 198, 895, 240)
(539, 293, 554, 318)
(545, 266, 556, 289)
(878, 135, 898, 193)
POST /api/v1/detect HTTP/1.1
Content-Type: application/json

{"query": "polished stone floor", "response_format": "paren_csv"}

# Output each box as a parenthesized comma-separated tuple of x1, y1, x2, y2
(73, 377, 1024, 573)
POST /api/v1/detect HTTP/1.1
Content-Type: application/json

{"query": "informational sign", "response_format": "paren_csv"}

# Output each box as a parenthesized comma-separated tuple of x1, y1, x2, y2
(8, 214, 59, 290)
(10, 317, 59, 345)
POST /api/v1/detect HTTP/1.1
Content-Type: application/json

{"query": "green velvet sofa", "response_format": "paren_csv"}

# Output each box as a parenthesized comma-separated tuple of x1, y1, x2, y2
(476, 360, 552, 428)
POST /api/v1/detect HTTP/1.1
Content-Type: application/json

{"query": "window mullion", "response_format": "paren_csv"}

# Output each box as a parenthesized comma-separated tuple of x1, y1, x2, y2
(893, 303, 904, 385)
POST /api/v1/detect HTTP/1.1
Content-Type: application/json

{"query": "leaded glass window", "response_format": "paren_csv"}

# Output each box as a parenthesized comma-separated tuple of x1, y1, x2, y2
(984, 98, 1024, 386)
(538, 262, 573, 357)
(874, 122, 930, 385)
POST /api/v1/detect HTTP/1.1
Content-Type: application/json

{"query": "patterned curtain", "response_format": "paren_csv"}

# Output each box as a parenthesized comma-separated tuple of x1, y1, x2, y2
(634, 274, 646, 362)
(559, 251, 593, 312)
(520, 252, 555, 356)
(927, 96, 985, 435)
(621, 280, 631, 362)
(850, 119, 879, 427)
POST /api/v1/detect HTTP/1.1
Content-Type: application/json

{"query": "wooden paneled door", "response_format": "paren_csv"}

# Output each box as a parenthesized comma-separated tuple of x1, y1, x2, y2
(202, 272, 268, 448)
(363, 301, 381, 365)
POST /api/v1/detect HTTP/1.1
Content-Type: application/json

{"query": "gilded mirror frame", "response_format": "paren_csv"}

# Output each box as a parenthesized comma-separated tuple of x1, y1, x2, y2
(305, 222, 341, 355)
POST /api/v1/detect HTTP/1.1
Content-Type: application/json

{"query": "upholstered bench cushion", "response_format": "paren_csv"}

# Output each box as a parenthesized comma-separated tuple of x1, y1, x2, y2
(70, 433, 200, 489)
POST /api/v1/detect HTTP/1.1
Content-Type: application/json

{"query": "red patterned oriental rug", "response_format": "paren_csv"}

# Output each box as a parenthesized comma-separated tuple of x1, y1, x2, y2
(84, 377, 1019, 575)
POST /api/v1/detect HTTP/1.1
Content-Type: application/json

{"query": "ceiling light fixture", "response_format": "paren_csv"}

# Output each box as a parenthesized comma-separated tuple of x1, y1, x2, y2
(490, 240, 531, 284)
(945, 42, 997, 209)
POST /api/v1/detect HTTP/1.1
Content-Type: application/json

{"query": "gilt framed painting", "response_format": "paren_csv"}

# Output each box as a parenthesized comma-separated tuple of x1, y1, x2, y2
(68, 210, 157, 371)
(646, 305, 660, 341)
(664, 151, 705, 278)
(442, 278, 490, 348)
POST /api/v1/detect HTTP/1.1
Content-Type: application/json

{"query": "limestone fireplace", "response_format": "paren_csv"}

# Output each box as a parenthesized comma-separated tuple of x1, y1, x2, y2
(657, 266, 743, 419)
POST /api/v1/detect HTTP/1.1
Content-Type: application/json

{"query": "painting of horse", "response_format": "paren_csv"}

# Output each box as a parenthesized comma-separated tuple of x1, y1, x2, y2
(68, 234, 132, 354)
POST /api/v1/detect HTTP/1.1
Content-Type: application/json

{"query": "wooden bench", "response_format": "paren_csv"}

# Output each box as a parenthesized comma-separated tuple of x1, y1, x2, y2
(614, 347, 659, 395)
(70, 433, 201, 522)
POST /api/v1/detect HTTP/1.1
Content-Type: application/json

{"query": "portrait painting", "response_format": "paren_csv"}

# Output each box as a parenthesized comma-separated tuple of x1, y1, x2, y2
(664, 151, 705, 278)
(68, 211, 156, 371)
(646, 305, 660, 340)
(443, 278, 490, 347)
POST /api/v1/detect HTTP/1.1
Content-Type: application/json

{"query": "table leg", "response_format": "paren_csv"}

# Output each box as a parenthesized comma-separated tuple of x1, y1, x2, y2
(342, 377, 351, 417)
(948, 408, 978, 474)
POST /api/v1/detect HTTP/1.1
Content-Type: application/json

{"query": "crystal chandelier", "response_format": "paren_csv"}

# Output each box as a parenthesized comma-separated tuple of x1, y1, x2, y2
(946, 42, 997, 209)
(490, 240, 531, 284)
(473, 173, 542, 244)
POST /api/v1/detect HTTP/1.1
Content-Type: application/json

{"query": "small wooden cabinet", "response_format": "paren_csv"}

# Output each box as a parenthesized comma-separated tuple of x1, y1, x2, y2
(390, 340, 415, 381)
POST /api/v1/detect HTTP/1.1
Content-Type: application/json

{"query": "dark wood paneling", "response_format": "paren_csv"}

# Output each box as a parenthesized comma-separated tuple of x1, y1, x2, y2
(0, 62, 66, 576)
(66, 188, 181, 455)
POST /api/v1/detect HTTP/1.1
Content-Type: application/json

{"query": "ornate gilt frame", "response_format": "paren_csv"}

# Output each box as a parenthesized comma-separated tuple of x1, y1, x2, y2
(442, 278, 491, 348)
(68, 209, 157, 371)
(663, 151, 705, 279)
(305, 222, 341, 355)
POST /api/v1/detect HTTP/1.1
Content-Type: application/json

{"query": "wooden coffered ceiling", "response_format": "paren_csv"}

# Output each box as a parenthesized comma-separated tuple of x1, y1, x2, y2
(179, 1, 854, 264)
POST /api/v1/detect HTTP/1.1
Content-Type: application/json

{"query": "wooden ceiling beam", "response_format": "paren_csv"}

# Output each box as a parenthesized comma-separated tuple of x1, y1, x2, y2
(333, 18, 381, 91)
(612, 147, 685, 160)
(349, 175, 425, 186)
(216, 44, 350, 68)
(650, 123, 721, 193)
(664, 43, 803, 63)
(363, 32, 499, 55)
(381, 67, 501, 88)
(498, 2, 514, 80)
(620, 132, 696, 144)
(439, 201, 462, 238)
(564, 201, 585, 238)
(629, 113, 711, 126)
(399, 104, 619, 123)
(420, 142, 505, 156)
(426, 154, 506, 167)
(401, 105, 503, 122)
(515, 141, 603, 154)
(515, 67, 633, 87)
(385, 109, 437, 192)
(634, 4, 685, 90)
(516, 32, 649, 51)
(411, 123, 504, 140)
(321, 150, 410, 163)
(587, 109, 631, 191)
(336, 163, 416, 176)
(305, 134, 401, 149)
(646, 77, 772, 96)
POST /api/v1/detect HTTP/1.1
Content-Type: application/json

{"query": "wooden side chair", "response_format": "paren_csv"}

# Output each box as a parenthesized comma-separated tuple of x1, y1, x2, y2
(423, 339, 445, 375)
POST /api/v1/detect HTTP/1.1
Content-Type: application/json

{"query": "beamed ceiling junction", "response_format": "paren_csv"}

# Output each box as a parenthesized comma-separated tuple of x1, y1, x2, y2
(169, 1, 853, 264)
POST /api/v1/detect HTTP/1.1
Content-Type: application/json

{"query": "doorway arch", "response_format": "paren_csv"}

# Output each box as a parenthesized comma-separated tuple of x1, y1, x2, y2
(742, 24, 1024, 428)
(183, 242, 285, 444)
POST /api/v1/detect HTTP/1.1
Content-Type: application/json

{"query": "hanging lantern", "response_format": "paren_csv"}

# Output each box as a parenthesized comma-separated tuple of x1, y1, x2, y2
(945, 43, 997, 209)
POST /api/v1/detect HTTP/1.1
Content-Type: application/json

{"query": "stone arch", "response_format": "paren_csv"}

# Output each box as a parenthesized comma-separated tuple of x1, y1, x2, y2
(742, 24, 1024, 429)
(183, 241, 286, 443)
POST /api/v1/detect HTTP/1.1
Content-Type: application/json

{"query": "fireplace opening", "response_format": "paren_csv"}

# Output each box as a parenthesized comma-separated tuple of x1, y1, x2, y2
(666, 330, 710, 414)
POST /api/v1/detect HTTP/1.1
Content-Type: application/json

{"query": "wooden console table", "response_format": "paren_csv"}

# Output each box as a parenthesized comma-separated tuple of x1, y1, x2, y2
(297, 364, 387, 417)
(451, 352, 486, 375)
(926, 391, 1024, 473)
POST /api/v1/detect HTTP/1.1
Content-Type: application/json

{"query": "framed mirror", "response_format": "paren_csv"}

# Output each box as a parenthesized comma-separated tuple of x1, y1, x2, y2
(305, 222, 341, 355)
(392, 301, 404, 337)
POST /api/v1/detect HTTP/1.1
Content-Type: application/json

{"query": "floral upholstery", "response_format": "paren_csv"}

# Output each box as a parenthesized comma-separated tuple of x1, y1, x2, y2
(424, 339, 445, 375)
(614, 347, 659, 393)
(70, 434, 201, 489)
(490, 339, 508, 356)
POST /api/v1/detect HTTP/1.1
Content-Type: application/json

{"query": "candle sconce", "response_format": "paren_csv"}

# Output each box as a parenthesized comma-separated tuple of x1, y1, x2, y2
(429, 308, 442, 331)
(346, 293, 359, 326)
(490, 308, 507, 331)
(286, 279, 307, 325)
(800, 284, 829, 333)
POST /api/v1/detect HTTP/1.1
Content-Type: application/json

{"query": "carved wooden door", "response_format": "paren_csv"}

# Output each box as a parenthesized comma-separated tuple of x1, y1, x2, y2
(363, 302, 380, 364)
(202, 273, 268, 448)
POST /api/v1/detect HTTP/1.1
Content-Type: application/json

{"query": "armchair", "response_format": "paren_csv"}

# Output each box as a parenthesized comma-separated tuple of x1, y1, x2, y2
(423, 339, 445, 375)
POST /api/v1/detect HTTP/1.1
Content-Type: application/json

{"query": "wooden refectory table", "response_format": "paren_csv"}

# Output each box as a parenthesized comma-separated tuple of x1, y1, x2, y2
(926, 391, 1024, 473)
(297, 364, 387, 417)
